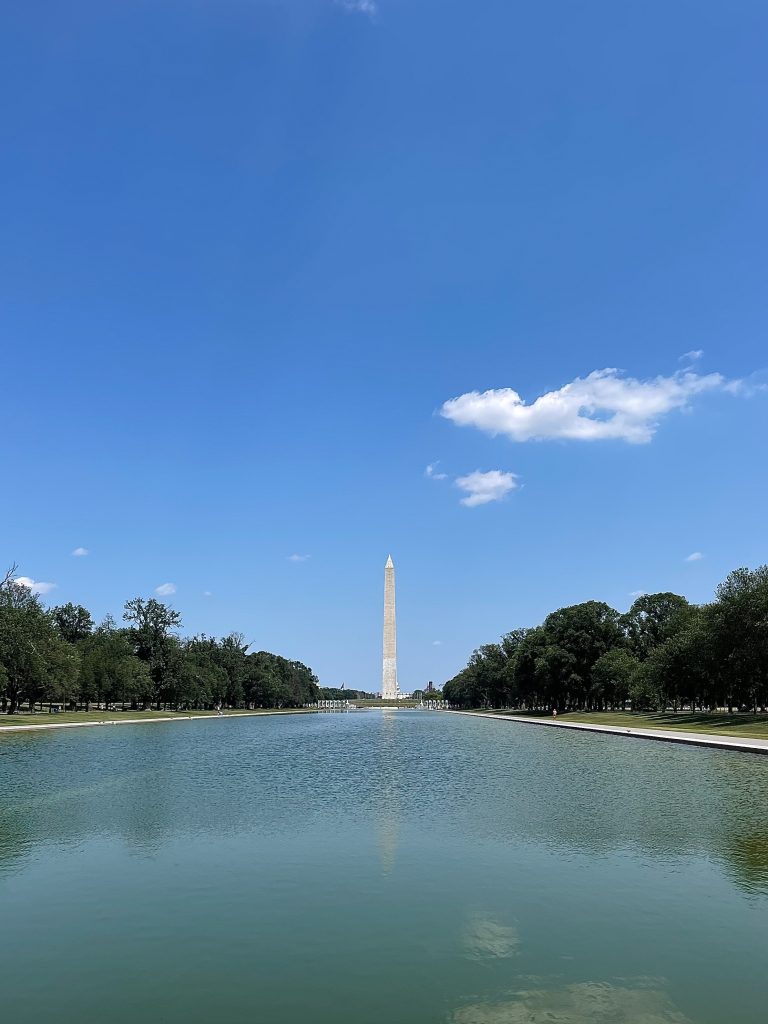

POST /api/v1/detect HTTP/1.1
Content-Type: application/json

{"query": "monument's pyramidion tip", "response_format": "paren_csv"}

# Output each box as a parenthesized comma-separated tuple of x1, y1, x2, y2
(386, 554, 394, 568)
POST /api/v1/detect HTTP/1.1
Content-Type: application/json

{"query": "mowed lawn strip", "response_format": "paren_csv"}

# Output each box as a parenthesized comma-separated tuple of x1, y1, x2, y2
(480, 710, 768, 741)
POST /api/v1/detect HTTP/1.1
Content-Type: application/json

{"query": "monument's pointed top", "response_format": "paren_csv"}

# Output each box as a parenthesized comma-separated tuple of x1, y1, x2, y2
(385, 554, 394, 568)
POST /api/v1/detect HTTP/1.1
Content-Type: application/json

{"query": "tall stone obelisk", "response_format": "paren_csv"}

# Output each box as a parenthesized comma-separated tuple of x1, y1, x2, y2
(382, 555, 399, 699)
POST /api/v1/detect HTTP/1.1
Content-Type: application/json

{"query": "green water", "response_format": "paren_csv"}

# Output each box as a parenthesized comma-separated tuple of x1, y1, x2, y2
(1, 711, 768, 1023)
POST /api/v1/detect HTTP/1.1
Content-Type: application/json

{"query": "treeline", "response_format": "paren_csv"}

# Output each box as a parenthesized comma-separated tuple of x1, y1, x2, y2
(318, 687, 376, 701)
(443, 565, 768, 714)
(0, 573, 319, 714)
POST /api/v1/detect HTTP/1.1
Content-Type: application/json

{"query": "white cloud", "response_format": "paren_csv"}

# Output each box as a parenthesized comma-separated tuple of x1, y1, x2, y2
(155, 582, 177, 596)
(464, 913, 520, 960)
(288, 554, 311, 563)
(628, 590, 647, 598)
(336, 0, 377, 15)
(432, 640, 443, 646)
(680, 349, 704, 362)
(454, 982, 690, 1024)
(441, 368, 739, 445)
(685, 551, 704, 562)
(14, 576, 57, 596)
(71, 547, 89, 557)
(425, 462, 447, 480)
(203, 591, 213, 597)
(455, 470, 519, 507)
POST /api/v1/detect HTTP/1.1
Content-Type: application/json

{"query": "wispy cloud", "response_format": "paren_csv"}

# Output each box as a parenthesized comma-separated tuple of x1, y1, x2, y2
(336, 0, 377, 16)
(455, 470, 519, 507)
(680, 350, 704, 362)
(628, 590, 647, 598)
(71, 547, 89, 557)
(203, 591, 213, 597)
(441, 368, 742, 445)
(288, 554, 311, 563)
(432, 640, 443, 646)
(155, 582, 177, 596)
(425, 462, 447, 480)
(685, 551, 704, 562)
(14, 576, 57, 596)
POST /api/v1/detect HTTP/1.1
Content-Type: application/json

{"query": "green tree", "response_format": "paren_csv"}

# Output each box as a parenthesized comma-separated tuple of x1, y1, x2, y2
(513, 627, 547, 710)
(319, 687, 362, 700)
(591, 648, 639, 709)
(123, 597, 182, 708)
(51, 603, 95, 645)
(0, 581, 78, 713)
(79, 621, 151, 710)
(622, 593, 691, 660)
(217, 633, 249, 706)
(0, 566, 322, 715)
(43, 631, 81, 710)
(466, 643, 509, 707)
(535, 644, 577, 711)
(539, 601, 624, 709)
(245, 652, 318, 708)
(709, 567, 768, 711)
(443, 668, 477, 708)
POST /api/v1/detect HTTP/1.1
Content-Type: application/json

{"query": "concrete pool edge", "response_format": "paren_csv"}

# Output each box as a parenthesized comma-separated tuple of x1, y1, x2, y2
(0, 709, 318, 735)
(446, 710, 768, 755)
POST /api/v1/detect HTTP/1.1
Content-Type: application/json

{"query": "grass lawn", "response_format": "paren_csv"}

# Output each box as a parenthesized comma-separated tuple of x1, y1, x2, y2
(0, 708, 312, 730)
(483, 709, 768, 741)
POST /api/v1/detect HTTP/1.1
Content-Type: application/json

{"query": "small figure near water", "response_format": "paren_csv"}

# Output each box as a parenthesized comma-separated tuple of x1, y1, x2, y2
(552, 708, 557, 718)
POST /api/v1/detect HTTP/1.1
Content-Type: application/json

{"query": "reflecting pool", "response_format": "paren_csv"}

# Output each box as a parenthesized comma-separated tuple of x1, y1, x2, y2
(2, 711, 767, 1023)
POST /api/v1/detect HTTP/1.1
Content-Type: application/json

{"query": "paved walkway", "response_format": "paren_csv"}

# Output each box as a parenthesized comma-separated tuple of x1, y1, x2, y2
(0, 709, 315, 734)
(448, 710, 768, 756)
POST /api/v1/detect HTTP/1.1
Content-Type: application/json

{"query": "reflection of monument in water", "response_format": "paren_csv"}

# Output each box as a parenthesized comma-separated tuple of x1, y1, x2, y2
(381, 555, 399, 699)
(377, 556, 403, 871)
(376, 711, 401, 874)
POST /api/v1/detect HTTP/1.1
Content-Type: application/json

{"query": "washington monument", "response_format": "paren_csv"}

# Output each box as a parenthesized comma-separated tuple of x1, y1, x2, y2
(382, 555, 399, 699)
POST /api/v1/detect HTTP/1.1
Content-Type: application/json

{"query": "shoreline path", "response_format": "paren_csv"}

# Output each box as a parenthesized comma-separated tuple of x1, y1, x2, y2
(448, 710, 768, 756)
(0, 709, 317, 734)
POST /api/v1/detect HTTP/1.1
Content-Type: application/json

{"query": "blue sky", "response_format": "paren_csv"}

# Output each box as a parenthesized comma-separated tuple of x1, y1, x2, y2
(2, 0, 767, 691)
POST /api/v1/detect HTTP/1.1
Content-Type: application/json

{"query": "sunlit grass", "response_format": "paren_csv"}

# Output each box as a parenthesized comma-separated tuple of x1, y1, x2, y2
(478, 709, 768, 740)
